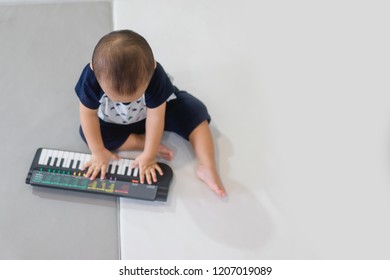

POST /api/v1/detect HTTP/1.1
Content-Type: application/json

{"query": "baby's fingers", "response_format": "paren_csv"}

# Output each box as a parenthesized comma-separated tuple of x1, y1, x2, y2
(155, 164, 163, 177)
(84, 164, 95, 178)
(99, 165, 107, 180)
(146, 165, 162, 184)
(81, 160, 92, 171)
(149, 168, 157, 183)
(85, 163, 105, 181)
(131, 159, 139, 169)
(89, 167, 101, 181)
(148, 164, 162, 183)
(139, 166, 145, 184)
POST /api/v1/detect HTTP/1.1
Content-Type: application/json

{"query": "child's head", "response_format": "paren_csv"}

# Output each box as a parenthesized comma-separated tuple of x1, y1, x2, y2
(92, 30, 155, 102)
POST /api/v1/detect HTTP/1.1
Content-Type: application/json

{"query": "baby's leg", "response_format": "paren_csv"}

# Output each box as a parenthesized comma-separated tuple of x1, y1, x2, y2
(189, 121, 226, 197)
(117, 134, 173, 161)
(80, 122, 173, 160)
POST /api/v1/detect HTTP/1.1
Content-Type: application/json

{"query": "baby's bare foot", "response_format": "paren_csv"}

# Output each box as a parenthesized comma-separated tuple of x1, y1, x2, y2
(158, 144, 174, 161)
(196, 165, 226, 197)
(130, 134, 173, 161)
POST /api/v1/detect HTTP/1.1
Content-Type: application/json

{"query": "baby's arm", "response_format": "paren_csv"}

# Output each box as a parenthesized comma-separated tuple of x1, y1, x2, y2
(79, 102, 119, 180)
(132, 102, 166, 184)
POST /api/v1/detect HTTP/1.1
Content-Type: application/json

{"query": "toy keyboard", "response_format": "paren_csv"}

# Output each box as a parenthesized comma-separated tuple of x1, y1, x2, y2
(25, 148, 173, 201)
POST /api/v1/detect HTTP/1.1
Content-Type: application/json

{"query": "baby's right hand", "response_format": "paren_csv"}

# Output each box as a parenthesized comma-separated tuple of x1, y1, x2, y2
(82, 148, 120, 180)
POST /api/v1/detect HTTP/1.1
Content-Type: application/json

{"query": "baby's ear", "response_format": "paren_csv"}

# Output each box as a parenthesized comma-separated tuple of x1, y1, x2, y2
(154, 60, 157, 69)
(89, 63, 93, 71)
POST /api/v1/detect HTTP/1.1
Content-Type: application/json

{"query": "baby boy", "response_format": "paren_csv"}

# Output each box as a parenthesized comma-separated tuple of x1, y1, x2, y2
(75, 30, 226, 197)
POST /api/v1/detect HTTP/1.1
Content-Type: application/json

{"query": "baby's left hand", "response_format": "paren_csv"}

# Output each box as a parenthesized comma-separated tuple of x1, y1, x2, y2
(131, 153, 163, 184)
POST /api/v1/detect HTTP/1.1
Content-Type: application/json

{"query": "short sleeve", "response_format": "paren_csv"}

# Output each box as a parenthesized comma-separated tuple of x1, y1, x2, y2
(75, 64, 104, 109)
(144, 62, 175, 108)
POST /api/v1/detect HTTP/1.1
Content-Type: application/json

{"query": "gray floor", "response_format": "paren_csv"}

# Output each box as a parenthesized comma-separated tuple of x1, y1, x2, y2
(0, 2, 118, 259)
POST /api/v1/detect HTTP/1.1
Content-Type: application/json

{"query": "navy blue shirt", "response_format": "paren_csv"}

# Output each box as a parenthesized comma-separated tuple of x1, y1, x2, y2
(75, 62, 177, 125)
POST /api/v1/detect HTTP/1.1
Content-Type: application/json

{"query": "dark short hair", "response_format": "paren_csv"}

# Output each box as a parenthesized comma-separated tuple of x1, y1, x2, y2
(92, 30, 155, 96)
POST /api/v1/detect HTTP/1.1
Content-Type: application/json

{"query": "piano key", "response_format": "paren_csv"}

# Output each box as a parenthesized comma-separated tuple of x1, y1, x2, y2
(50, 150, 59, 166)
(124, 159, 132, 176)
(47, 151, 55, 166)
(63, 151, 70, 167)
(84, 153, 90, 164)
(79, 154, 86, 169)
(110, 160, 119, 174)
(129, 160, 135, 175)
(59, 158, 65, 167)
(43, 149, 53, 165)
(107, 161, 113, 174)
(56, 151, 64, 167)
(38, 149, 48, 165)
(117, 159, 126, 175)
(72, 153, 80, 169)
(48, 156, 54, 166)
(53, 158, 58, 167)
(84, 154, 91, 166)
(52, 150, 59, 160)
(114, 165, 119, 174)
(133, 167, 139, 177)
(65, 152, 75, 168)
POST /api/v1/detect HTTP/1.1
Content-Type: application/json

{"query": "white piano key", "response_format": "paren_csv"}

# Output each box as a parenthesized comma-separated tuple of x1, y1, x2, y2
(46, 150, 53, 166)
(63, 151, 70, 167)
(56, 151, 64, 167)
(111, 159, 119, 174)
(82, 154, 91, 169)
(124, 159, 132, 176)
(128, 160, 136, 176)
(84, 154, 91, 165)
(133, 167, 139, 177)
(79, 154, 86, 169)
(117, 159, 126, 175)
(65, 152, 75, 168)
(44, 149, 53, 165)
(72, 153, 80, 169)
(83, 154, 90, 168)
(49, 150, 59, 166)
(106, 160, 113, 172)
(38, 149, 48, 165)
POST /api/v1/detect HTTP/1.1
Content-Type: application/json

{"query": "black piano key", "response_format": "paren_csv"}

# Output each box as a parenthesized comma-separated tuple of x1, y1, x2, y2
(70, 160, 74, 169)
(107, 165, 112, 174)
(124, 167, 129, 176)
(114, 165, 119, 174)
(53, 158, 58, 167)
(76, 160, 81, 170)
(59, 158, 64, 167)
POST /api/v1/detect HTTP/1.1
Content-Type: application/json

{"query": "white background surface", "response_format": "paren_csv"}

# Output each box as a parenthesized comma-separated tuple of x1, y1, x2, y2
(115, 0, 390, 259)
